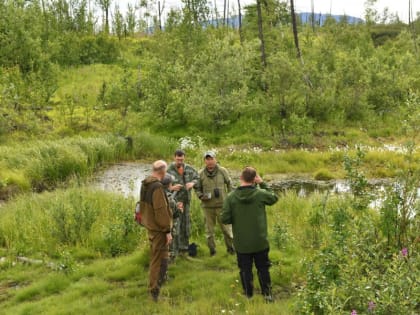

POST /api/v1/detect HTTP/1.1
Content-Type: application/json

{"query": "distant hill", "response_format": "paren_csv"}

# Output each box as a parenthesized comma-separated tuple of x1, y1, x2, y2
(145, 12, 364, 33)
(215, 12, 364, 29)
(299, 12, 364, 25)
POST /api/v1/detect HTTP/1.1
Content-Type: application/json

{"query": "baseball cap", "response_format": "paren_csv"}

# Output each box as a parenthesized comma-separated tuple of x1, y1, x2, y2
(203, 151, 216, 159)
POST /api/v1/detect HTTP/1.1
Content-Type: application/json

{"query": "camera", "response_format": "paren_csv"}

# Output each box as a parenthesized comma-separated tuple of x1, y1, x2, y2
(214, 188, 220, 198)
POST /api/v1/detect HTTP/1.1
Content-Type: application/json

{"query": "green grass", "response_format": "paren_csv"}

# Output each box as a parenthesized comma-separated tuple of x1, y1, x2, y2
(0, 250, 297, 315)
(1, 172, 417, 314)
(0, 187, 315, 314)
(53, 64, 124, 108)
(0, 188, 144, 257)
(217, 148, 419, 179)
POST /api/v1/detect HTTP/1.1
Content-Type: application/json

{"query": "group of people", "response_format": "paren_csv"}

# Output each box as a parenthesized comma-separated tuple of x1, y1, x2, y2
(139, 150, 278, 302)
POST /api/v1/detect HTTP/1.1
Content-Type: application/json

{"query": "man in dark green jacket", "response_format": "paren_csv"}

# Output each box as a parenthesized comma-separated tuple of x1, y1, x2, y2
(221, 166, 278, 302)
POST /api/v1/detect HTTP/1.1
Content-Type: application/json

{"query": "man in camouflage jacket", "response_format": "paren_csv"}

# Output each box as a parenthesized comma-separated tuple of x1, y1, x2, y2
(167, 149, 199, 258)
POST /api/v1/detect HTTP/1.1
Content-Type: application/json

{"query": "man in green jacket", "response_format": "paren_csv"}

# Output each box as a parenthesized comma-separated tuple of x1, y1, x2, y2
(195, 151, 234, 256)
(221, 166, 278, 302)
(167, 149, 199, 259)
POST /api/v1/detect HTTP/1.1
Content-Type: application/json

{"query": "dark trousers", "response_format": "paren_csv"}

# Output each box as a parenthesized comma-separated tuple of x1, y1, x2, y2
(236, 248, 272, 298)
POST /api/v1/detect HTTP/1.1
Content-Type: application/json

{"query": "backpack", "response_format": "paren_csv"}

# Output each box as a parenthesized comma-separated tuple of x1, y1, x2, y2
(134, 180, 162, 226)
(134, 201, 142, 225)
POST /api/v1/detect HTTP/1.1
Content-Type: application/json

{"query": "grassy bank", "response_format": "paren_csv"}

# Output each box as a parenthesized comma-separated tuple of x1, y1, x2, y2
(0, 133, 176, 200)
(186, 145, 419, 180)
(0, 174, 418, 314)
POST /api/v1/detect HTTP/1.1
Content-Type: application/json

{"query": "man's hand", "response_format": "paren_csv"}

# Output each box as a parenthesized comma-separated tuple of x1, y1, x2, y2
(185, 182, 195, 190)
(171, 184, 183, 192)
(166, 233, 173, 245)
(255, 175, 263, 185)
(177, 202, 184, 213)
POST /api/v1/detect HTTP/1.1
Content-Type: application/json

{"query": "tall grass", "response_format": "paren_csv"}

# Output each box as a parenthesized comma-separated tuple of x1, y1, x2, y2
(0, 133, 176, 198)
(0, 188, 312, 314)
(2, 183, 392, 314)
(0, 188, 143, 258)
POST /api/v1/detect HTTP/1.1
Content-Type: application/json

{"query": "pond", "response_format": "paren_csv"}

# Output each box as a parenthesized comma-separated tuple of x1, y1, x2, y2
(91, 162, 418, 211)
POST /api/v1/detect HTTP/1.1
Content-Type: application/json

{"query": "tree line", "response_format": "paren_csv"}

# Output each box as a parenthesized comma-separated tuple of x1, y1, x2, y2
(0, 0, 419, 145)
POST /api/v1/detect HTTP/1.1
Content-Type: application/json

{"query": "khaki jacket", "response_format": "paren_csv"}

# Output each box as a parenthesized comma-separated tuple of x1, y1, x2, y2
(195, 165, 232, 208)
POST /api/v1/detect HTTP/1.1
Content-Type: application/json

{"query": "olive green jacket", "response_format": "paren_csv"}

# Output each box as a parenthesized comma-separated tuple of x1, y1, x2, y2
(221, 183, 278, 253)
(195, 165, 232, 208)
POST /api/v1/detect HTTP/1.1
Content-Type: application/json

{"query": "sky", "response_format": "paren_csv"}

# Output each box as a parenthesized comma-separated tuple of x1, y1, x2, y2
(114, 0, 420, 23)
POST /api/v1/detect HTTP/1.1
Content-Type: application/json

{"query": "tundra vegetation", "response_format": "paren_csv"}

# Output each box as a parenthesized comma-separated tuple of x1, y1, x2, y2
(0, 0, 419, 314)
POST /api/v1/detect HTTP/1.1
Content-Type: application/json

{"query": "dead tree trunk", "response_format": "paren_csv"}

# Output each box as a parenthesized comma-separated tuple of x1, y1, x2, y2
(409, 0, 418, 56)
(214, 0, 219, 28)
(311, 0, 315, 32)
(238, 0, 243, 42)
(256, 0, 267, 68)
(223, 0, 227, 26)
(290, 0, 301, 60)
(158, 1, 162, 30)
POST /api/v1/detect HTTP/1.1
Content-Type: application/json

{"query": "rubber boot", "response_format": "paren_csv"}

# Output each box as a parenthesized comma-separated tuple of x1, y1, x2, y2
(158, 258, 169, 287)
(239, 271, 254, 298)
(257, 270, 273, 303)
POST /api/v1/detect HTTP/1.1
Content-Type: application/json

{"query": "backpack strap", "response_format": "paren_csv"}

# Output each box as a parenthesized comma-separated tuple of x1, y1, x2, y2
(219, 167, 230, 184)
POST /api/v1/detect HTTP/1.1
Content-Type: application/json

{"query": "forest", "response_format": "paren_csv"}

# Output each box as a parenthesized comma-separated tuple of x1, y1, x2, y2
(0, 0, 419, 314)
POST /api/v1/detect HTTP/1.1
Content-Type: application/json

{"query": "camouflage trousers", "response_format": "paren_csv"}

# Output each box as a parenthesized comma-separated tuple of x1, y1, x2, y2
(170, 202, 191, 256)
(169, 217, 180, 257)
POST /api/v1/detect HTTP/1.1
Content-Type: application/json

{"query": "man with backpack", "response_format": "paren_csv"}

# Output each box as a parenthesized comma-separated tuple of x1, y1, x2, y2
(139, 160, 173, 301)
(195, 151, 234, 256)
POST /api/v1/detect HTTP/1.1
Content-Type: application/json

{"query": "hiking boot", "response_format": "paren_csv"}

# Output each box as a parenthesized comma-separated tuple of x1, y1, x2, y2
(210, 248, 216, 256)
(227, 247, 235, 255)
(150, 288, 160, 302)
(264, 294, 274, 303)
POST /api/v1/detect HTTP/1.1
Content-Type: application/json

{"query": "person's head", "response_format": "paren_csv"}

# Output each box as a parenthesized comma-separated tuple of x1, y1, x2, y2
(152, 160, 167, 180)
(240, 166, 257, 185)
(204, 151, 217, 171)
(174, 149, 185, 167)
(161, 174, 173, 190)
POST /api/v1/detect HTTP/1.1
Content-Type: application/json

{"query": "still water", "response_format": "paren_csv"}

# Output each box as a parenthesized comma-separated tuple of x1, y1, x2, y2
(92, 163, 418, 211)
